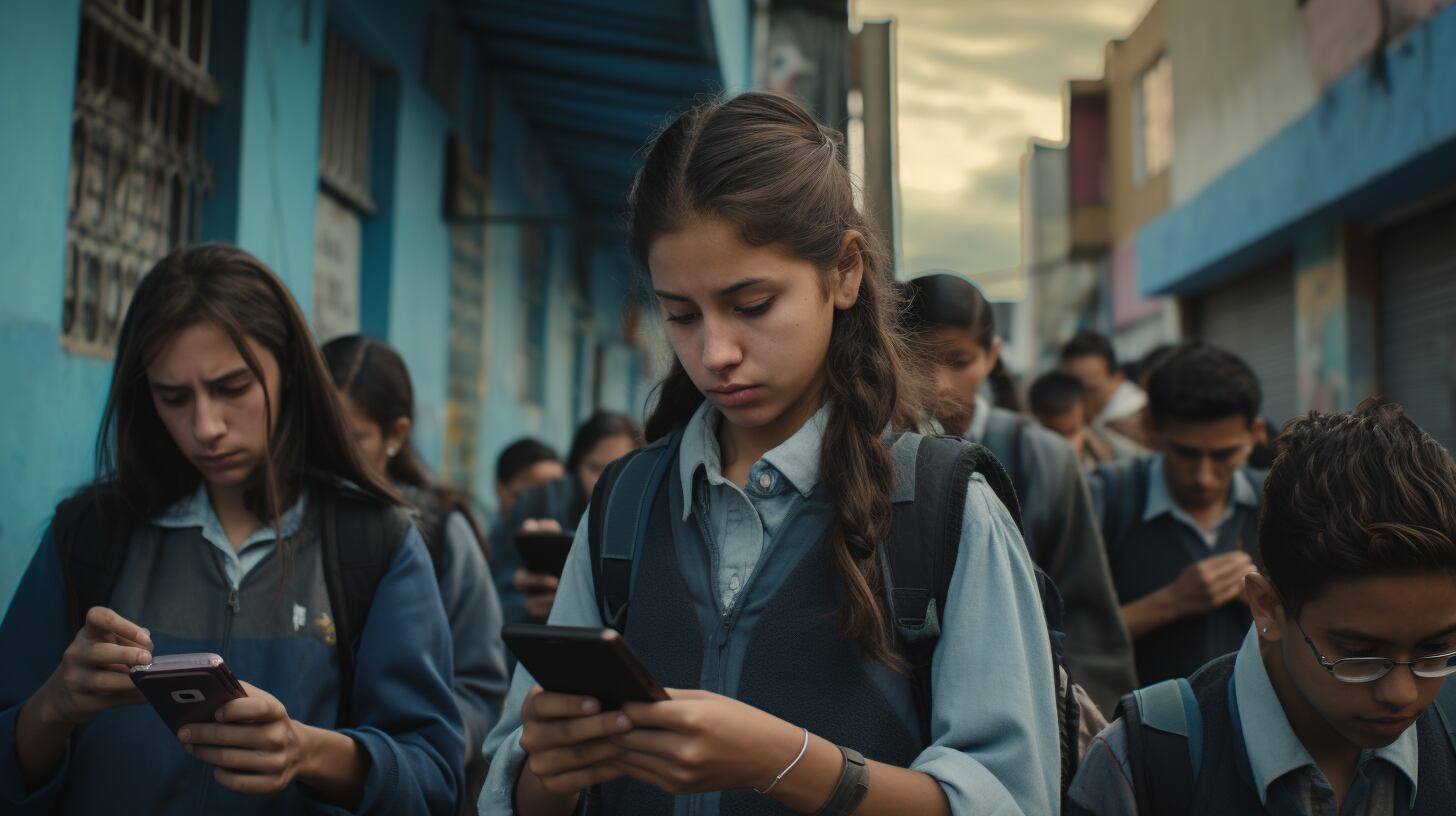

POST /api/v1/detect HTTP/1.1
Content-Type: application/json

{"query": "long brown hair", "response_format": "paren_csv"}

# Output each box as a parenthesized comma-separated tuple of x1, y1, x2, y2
(94, 243, 397, 527)
(321, 333, 485, 545)
(628, 92, 933, 667)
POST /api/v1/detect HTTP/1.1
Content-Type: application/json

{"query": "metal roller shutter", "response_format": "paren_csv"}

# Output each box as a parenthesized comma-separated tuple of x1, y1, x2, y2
(1193, 259, 1299, 426)
(1379, 203, 1456, 452)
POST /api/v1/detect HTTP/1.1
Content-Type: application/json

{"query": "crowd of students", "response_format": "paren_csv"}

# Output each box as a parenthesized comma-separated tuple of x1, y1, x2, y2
(1, 90, 1453, 816)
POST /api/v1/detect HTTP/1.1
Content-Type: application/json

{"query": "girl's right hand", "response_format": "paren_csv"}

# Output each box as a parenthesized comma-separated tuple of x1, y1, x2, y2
(518, 685, 634, 798)
(37, 606, 153, 727)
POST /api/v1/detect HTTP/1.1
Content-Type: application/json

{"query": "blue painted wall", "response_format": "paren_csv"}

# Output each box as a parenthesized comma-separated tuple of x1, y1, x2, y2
(0, 0, 743, 613)
(0, 0, 96, 612)
(1138, 3, 1456, 297)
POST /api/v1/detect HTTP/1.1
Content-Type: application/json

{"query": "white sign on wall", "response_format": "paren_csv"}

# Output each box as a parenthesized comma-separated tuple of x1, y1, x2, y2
(313, 191, 361, 341)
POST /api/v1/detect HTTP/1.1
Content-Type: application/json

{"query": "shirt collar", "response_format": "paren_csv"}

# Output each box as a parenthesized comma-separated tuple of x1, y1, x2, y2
(1233, 627, 1420, 807)
(964, 395, 992, 444)
(1142, 454, 1259, 525)
(677, 400, 829, 521)
(153, 482, 309, 551)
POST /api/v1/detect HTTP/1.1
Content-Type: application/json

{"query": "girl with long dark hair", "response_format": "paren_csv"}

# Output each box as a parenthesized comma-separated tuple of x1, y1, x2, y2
(322, 333, 509, 806)
(903, 272, 1136, 712)
(481, 93, 1058, 815)
(0, 245, 462, 815)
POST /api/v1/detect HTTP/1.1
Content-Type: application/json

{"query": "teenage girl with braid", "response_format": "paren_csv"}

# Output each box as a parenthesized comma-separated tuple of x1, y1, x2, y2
(481, 92, 1060, 816)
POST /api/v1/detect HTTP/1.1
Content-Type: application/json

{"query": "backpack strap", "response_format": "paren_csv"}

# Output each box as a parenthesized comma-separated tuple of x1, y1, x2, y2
(588, 433, 682, 632)
(1120, 678, 1201, 814)
(54, 486, 135, 635)
(884, 433, 1024, 743)
(320, 486, 411, 727)
(981, 408, 1030, 506)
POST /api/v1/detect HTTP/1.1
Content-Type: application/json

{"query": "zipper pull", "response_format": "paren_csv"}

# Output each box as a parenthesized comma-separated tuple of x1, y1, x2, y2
(227, 587, 240, 613)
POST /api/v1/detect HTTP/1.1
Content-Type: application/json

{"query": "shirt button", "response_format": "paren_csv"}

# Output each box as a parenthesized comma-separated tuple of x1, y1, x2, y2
(758, 472, 773, 490)
(729, 574, 742, 591)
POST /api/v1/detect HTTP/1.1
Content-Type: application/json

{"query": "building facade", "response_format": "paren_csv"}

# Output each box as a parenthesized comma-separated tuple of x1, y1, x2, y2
(0, 0, 753, 613)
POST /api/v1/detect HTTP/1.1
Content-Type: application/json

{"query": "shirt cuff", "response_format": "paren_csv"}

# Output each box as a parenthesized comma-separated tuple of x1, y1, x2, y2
(0, 704, 72, 811)
(911, 744, 1027, 816)
(316, 727, 398, 815)
(480, 726, 528, 814)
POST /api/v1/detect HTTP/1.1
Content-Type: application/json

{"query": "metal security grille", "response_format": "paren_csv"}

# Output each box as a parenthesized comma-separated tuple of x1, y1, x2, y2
(1193, 258, 1299, 426)
(1379, 203, 1456, 452)
(65, 0, 216, 356)
(319, 31, 376, 212)
(443, 136, 492, 493)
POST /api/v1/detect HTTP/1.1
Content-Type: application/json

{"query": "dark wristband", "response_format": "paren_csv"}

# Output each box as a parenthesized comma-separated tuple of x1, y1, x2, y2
(814, 745, 869, 816)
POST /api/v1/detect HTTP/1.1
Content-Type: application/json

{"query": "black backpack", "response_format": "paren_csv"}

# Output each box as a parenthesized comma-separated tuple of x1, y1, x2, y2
(1113, 655, 1456, 814)
(586, 430, 1087, 804)
(50, 483, 411, 727)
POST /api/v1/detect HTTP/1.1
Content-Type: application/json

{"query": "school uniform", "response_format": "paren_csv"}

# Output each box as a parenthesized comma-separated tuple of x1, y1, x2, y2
(487, 475, 587, 631)
(0, 485, 464, 816)
(1090, 456, 1262, 686)
(968, 396, 1137, 712)
(480, 402, 1061, 815)
(1069, 628, 1437, 815)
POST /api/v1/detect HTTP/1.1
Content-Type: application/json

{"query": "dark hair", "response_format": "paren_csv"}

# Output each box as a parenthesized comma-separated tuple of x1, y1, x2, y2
(1259, 399, 1456, 617)
(497, 438, 561, 486)
(1060, 330, 1118, 373)
(628, 91, 933, 668)
(1131, 343, 1178, 388)
(95, 244, 396, 526)
(902, 272, 1023, 413)
(902, 272, 996, 348)
(566, 411, 645, 477)
(1029, 371, 1088, 418)
(321, 334, 485, 544)
(1145, 343, 1262, 428)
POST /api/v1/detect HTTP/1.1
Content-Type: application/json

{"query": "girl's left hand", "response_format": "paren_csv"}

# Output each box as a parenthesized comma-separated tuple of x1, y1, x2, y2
(611, 689, 804, 795)
(178, 681, 310, 796)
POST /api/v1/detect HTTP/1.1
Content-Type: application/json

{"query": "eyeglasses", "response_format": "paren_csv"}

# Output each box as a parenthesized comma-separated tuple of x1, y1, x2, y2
(1296, 620, 1456, 683)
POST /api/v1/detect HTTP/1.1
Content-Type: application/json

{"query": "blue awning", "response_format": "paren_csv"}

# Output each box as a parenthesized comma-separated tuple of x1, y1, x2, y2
(461, 0, 729, 220)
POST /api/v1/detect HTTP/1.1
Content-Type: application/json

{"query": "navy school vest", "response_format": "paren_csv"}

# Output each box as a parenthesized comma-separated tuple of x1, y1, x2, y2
(585, 441, 923, 816)
(1122, 653, 1456, 816)
(1101, 459, 1262, 685)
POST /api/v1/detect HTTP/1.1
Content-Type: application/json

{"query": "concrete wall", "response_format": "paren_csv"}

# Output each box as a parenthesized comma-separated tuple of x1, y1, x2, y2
(1104, 0, 1170, 244)
(1166, 0, 1317, 204)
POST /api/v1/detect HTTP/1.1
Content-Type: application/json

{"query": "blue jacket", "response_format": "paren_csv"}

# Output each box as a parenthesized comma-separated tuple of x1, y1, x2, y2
(0, 491, 464, 815)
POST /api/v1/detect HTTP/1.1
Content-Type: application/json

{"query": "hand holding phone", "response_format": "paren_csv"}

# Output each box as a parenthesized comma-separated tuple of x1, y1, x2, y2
(38, 606, 153, 727)
(130, 652, 246, 734)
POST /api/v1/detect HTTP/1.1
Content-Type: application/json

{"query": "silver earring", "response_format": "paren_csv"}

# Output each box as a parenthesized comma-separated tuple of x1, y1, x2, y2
(1261, 627, 1269, 634)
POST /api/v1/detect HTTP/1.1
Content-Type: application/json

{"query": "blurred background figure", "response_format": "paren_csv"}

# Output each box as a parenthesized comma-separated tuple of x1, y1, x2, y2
(493, 439, 564, 526)
(490, 412, 644, 629)
(1090, 344, 1267, 687)
(1029, 371, 1101, 471)
(904, 272, 1136, 710)
(322, 334, 508, 807)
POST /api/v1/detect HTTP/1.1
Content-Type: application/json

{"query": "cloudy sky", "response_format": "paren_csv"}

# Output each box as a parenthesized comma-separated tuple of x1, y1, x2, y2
(853, 0, 1151, 296)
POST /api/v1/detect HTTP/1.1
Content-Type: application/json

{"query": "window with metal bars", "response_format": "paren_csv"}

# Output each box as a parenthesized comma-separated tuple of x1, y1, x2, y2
(64, 0, 216, 356)
(318, 31, 377, 213)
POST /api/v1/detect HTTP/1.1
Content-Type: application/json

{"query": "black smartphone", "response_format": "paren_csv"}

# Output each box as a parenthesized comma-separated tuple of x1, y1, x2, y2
(130, 652, 247, 735)
(502, 624, 669, 711)
(513, 531, 575, 577)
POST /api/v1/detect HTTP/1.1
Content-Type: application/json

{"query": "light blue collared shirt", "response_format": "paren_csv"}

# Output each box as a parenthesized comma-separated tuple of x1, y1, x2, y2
(676, 402, 829, 612)
(1143, 455, 1259, 548)
(1069, 626, 1420, 815)
(482, 400, 1060, 815)
(151, 484, 308, 588)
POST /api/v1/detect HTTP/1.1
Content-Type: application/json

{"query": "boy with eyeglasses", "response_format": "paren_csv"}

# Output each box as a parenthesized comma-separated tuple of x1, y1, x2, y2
(1068, 400, 1456, 815)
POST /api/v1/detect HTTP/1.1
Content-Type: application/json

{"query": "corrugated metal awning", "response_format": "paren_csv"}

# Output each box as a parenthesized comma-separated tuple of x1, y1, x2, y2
(461, 0, 727, 220)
